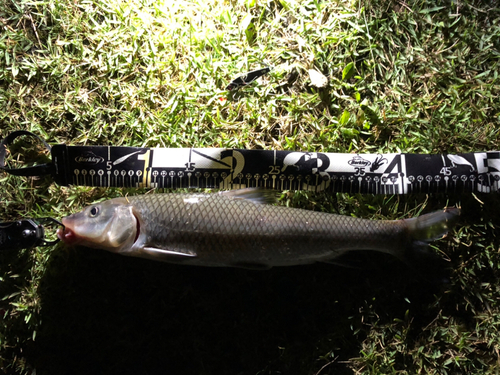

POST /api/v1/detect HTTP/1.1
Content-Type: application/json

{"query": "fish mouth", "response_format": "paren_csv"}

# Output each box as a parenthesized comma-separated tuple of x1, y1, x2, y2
(57, 219, 80, 245)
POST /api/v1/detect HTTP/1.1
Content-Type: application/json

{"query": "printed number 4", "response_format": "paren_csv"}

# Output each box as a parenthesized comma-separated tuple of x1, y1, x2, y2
(440, 167, 452, 176)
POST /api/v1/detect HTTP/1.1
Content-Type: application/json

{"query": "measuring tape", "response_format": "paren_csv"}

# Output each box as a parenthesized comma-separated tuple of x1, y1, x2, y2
(1, 131, 500, 194)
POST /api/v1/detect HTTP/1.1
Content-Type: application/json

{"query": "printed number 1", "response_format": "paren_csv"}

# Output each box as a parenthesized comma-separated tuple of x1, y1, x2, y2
(440, 167, 452, 176)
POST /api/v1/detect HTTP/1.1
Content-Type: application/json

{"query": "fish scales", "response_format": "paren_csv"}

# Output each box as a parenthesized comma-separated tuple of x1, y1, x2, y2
(57, 189, 460, 268)
(128, 193, 405, 267)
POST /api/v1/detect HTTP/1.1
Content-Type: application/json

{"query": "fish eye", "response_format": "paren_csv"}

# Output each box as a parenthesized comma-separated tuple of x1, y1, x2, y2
(89, 206, 100, 218)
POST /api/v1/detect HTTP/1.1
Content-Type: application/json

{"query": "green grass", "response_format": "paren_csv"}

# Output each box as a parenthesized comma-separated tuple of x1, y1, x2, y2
(1, 0, 500, 373)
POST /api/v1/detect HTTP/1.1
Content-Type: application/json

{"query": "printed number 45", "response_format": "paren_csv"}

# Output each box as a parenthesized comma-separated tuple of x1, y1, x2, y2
(440, 167, 452, 176)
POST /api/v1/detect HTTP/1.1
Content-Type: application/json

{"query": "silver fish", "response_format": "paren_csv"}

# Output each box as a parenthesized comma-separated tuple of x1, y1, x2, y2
(57, 189, 459, 268)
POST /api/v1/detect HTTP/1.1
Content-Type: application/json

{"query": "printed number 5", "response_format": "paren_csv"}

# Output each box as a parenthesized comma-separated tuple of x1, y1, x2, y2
(107, 161, 113, 171)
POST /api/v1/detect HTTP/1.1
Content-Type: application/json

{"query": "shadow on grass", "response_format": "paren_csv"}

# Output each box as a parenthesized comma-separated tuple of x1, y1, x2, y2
(26, 243, 450, 375)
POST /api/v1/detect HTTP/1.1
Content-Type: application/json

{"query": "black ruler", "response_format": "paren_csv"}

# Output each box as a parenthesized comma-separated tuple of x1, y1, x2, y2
(49, 145, 500, 194)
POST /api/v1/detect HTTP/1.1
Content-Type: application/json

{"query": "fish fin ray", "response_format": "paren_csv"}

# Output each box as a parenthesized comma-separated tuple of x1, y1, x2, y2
(394, 208, 460, 284)
(231, 261, 271, 270)
(142, 247, 197, 258)
(220, 188, 276, 205)
(321, 258, 366, 269)
(405, 207, 460, 242)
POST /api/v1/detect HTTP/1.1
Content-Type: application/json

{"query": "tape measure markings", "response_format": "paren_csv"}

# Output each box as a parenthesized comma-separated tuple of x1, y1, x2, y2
(1, 137, 496, 194)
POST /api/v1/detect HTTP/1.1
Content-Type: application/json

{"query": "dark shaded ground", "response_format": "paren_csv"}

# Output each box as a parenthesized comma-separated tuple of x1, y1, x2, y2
(5, 192, 496, 375)
(26, 244, 449, 375)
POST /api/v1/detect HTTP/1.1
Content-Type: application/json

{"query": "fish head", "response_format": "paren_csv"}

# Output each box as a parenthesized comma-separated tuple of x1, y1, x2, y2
(57, 198, 137, 253)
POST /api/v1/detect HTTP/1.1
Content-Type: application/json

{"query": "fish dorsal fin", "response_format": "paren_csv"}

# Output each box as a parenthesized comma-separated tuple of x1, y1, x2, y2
(220, 188, 276, 205)
(142, 247, 197, 258)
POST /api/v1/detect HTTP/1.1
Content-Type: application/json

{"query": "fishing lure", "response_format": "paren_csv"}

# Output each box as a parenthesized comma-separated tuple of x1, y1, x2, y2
(226, 67, 272, 91)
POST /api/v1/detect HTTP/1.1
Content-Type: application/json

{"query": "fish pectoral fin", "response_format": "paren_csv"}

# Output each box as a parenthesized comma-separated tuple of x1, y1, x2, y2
(220, 188, 276, 205)
(142, 247, 197, 258)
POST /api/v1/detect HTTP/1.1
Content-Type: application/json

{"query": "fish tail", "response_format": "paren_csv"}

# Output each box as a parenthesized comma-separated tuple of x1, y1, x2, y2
(405, 207, 460, 243)
(402, 207, 460, 283)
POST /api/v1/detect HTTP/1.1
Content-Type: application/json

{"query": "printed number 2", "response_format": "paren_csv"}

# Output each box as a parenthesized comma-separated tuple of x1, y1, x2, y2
(268, 165, 280, 174)
(440, 167, 452, 176)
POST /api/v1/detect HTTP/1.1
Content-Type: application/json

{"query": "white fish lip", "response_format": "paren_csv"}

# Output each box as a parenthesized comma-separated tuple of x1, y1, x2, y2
(57, 220, 79, 245)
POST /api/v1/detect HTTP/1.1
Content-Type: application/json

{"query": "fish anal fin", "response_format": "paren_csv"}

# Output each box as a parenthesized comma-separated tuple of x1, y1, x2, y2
(321, 258, 365, 269)
(321, 251, 395, 270)
(231, 261, 271, 270)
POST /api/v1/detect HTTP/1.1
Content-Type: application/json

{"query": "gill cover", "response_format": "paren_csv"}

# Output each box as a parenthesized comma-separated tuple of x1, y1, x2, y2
(63, 198, 137, 252)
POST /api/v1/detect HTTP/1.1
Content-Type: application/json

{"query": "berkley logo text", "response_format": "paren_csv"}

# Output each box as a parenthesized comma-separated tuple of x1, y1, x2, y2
(348, 155, 371, 167)
(75, 152, 104, 165)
